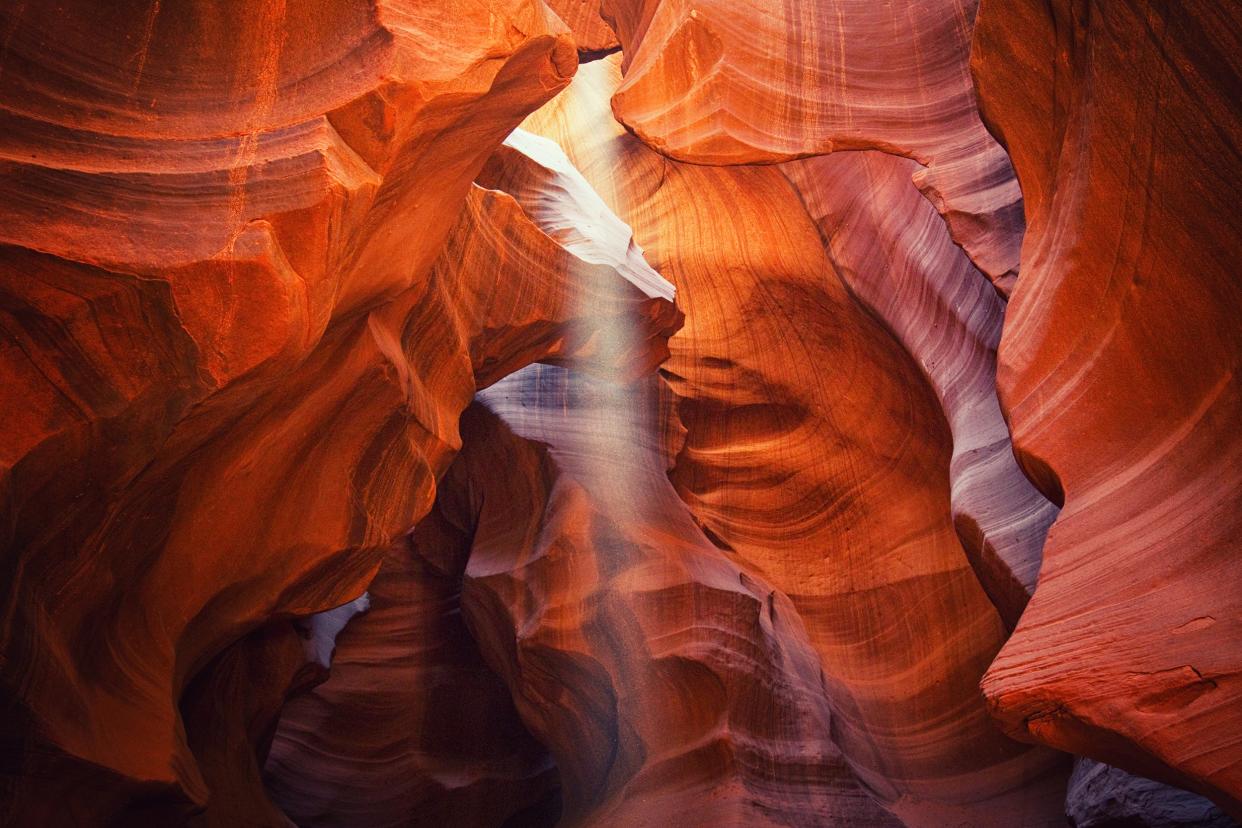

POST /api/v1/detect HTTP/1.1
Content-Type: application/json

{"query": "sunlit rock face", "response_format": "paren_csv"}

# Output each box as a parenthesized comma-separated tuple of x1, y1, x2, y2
(546, 0, 620, 55)
(600, 0, 1024, 291)
(457, 368, 900, 826)
(521, 57, 1068, 826)
(0, 0, 676, 822)
(782, 150, 1056, 633)
(1, 0, 1239, 826)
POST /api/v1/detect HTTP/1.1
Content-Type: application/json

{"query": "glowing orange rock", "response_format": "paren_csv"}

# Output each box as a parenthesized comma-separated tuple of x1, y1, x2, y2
(0, 1, 677, 821)
(262, 129, 681, 826)
(454, 369, 900, 826)
(601, 0, 1023, 290)
(546, 0, 620, 54)
(971, 0, 1242, 816)
(783, 150, 1057, 629)
(523, 56, 1067, 826)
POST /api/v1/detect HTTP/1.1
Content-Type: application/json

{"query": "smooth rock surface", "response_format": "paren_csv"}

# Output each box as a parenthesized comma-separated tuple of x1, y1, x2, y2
(1, 1, 1237, 825)
(547, 0, 620, 54)
(0, 2, 676, 822)
(459, 367, 901, 826)
(783, 150, 1057, 629)
(524, 56, 1068, 826)
(972, 1, 1242, 816)
(601, 0, 1024, 288)
(265, 531, 559, 828)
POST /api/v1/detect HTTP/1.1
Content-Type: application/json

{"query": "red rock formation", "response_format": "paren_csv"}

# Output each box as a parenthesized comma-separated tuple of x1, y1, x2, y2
(262, 128, 681, 826)
(547, 0, 620, 55)
(2, 0, 1238, 824)
(264, 124, 886, 824)
(454, 369, 900, 826)
(782, 151, 1057, 629)
(265, 529, 559, 827)
(177, 622, 325, 828)
(971, 0, 1242, 816)
(0, 1, 675, 822)
(523, 56, 1068, 826)
(600, 0, 1022, 289)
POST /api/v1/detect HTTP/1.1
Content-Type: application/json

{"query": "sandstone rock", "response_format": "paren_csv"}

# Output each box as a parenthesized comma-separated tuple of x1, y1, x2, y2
(177, 622, 325, 828)
(971, 0, 1242, 816)
(264, 124, 887, 824)
(264, 531, 559, 828)
(782, 150, 1058, 629)
(784, 141, 1228, 828)
(601, 0, 1023, 289)
(1, 0, 1237, 824)
(0, 1, 679, 821)
(260, 127, 681, 826)
(456, 368, 901, 826)
(546, 0, 620, 55)
(523, 56, 1068, 826)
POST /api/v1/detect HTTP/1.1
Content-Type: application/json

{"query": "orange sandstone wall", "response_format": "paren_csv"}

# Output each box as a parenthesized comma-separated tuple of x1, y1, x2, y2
(1, 0, 1238, 825)
(972, 0, 1242, 817)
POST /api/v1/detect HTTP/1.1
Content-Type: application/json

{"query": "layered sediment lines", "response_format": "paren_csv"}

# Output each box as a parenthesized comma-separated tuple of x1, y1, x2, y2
(264, 530, 559, 827)
(263, 128, 683, 826)
(782, 151, 1057, 629)
(971, 1, 1242, 816)
(455, 368, 899, 826)
(1, 0, 1238, 825)
(0, 1, 676, 822)
(547, 0, 620, 54)
(523, 56, 1067, 826)
(267, 126, 887, 823)
(600, 0, 1023, 289)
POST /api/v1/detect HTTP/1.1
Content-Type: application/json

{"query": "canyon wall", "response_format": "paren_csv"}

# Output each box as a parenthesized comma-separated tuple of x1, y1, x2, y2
(0, 1, 679, 822)
(972, 0, 1242, 817)
(1, 0, 1239, 825)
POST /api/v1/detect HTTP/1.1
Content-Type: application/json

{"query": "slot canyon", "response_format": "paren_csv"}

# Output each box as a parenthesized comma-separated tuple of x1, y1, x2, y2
(0, 1, 1239, 826)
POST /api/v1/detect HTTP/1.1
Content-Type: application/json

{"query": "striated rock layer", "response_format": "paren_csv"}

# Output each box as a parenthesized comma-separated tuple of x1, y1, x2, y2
(265, 529, 560, 827)
(268, 119, 890, 824)
(547, 0, 620, 55)
(455, 368, 900, 826)
(782, 151, 1056, 630)
(971, 0, 1242, 817)
(0, 1, 677, 822)
(523, 56, 1068, 826)
(1, 0, 1238, 825)
(263, 126, 682, 826)
(600, 0, 1023, 289)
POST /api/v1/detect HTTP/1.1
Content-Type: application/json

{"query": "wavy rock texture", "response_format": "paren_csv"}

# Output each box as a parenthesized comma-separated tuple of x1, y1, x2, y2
(1, 0, 1237, 825)
(175, 621, 327, 828)
(262, 128, 681, 827)
(971, 0, 1242, 817)
(522, 56, 1067, 826)
(265, 530, 560, 827)
(266, 129, 886, 825)
(162, 128, 687, 819)
(0, 1, 682, 822)
(453, 368, 900, 827)
(547, 0, 620, 55)
(781, 151, 1057, 629)
(600, 0, 1023, 289)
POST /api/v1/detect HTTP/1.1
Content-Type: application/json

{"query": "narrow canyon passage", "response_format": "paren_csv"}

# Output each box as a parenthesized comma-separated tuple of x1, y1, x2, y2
(0, 1, 1239, 827)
